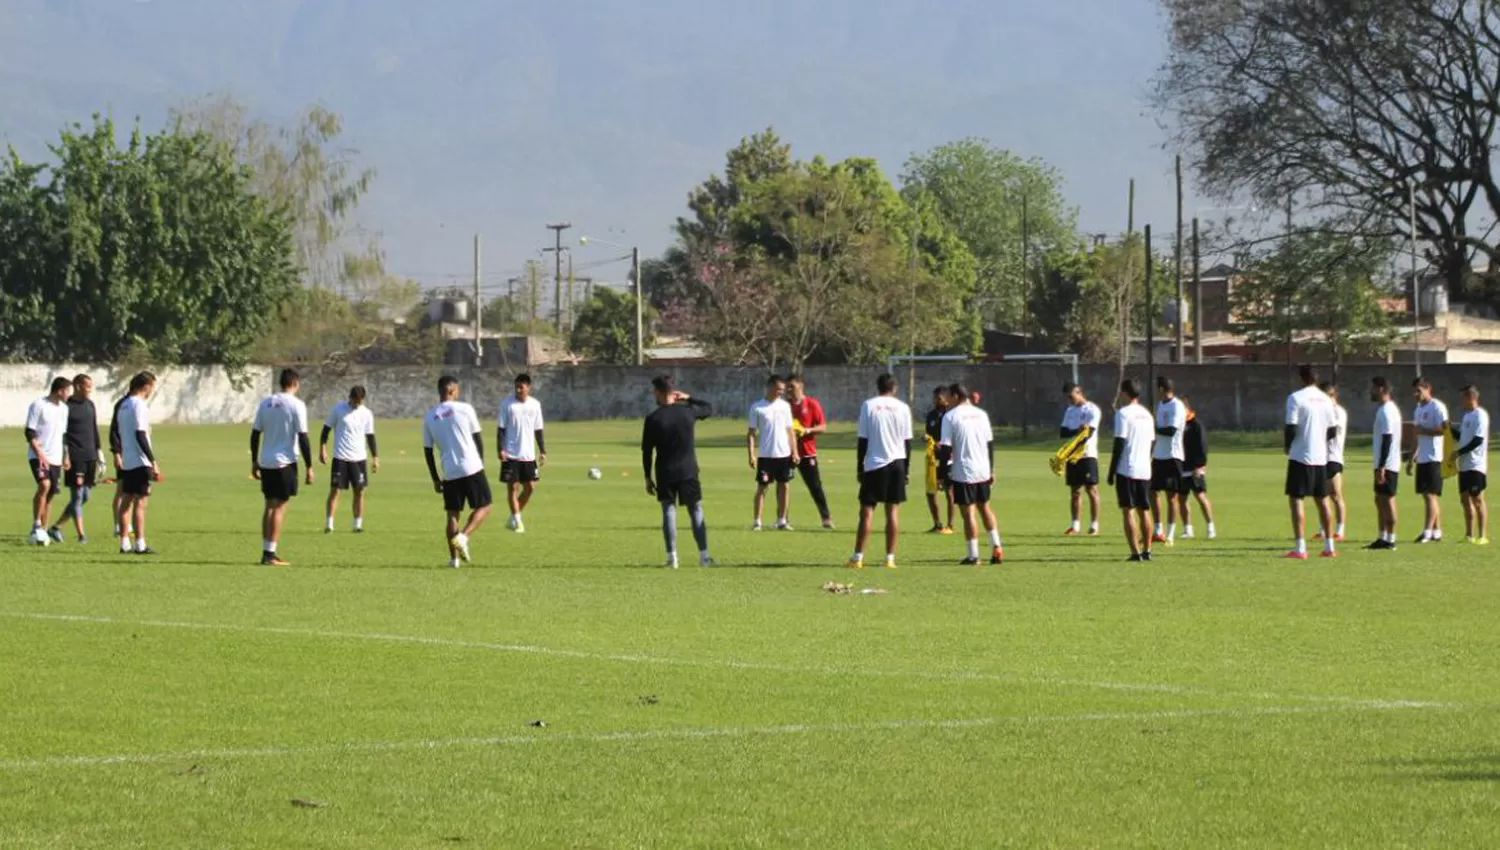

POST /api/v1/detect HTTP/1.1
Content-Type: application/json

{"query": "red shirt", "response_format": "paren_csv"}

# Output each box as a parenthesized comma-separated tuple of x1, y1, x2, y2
(790, 395, 826, 457)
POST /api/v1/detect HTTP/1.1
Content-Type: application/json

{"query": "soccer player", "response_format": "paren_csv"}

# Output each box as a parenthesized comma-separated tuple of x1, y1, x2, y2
(497, 373, 546, 533)
(251, 368, 313, 566)
(1367, 376, 1402, 550)
(422, 375, 491, 568)
(51, 373, 102, 543)
(642, 375, 715, 568)
(1150, 377, 1188, 544)
(847, 373, 913, 569)
(1178, 398, 1216, 540)
(108, 389, 133, 539)
(24, 377, 71, 545)
(1410, 378, 1449, 543)
(924, 386, 955, 534)
(938, 383, 1003, 564)
(1059, 382, 1102, 536)
(1284, 364, 1338, 559)
(1107, 379, 1155, 562)
(1317, 382, 1349, 542)
(1453, 385, 1489, 545)
(320, 385, 378, 534)
(114, 371, 160, 555)
(747, 374, 799, 530)
(786, 375, 835, 529)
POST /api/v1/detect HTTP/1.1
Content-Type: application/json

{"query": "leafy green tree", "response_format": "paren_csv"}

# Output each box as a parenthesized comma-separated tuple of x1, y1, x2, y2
(569, 288, 653, 365)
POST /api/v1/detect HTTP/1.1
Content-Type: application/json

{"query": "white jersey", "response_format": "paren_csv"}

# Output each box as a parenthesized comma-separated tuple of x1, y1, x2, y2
(1458, 406, 1490, 474)
(1153, 397, 1187, 460)
(1113, 402, 1155, 480)
(116, 396, 152, 471)
(24, 396, 67, 465)
(423, 400, 485, 481)
(1061, 401, 1102, 459)
(1285, 385, 1335, 466)
(1328, 404, 1348, 466)
(1413, 398, 1450, 464)
(857, 395, 913, 472)
(324, 400, 374, 462)
(747, 397, 794, 459)
(498, 394, 545, 461)
(1373, 401, 1402, 473)
(940, 402, 994, 484)
(253, 392, 309, 469)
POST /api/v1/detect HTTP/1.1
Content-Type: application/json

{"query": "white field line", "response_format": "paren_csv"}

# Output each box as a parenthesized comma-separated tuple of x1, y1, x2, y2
(0, 703, 1437, 771)
(0, 612, 1451, 711)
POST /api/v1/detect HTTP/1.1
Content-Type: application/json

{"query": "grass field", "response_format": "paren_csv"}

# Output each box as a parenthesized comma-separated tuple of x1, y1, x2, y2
(2, 417, 1499, 849)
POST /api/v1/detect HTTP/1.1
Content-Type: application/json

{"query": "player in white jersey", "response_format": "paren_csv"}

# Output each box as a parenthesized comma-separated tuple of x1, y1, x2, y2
(320, 385, 378, 534)
(251, 368, 313, 566)
(1453, 385, 1489, 544)
(497, 373, 546, 533)
(747, 374, 800, 530)
(1059, 382, 1102, 536)
(24, 376, 72, 544)
(939, 383, 1003, 564)
(114, 372, 161, 555)
(423, 375, 492, 567)
(1366, 377, 1403, 549)
(847, 373, 912, 569)
(1317, 382, 1349, 542)
(1410, 377, 1450, 542)
(1150, 377, 1188, 544)
(1283, 365, 1338, 558)
(1107, 379, 1156, 561)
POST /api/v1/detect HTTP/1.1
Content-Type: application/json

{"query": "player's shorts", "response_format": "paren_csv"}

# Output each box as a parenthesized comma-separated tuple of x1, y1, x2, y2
(755, 457, 796, 485)
(1066, 458, 1099, 488)
(1327, 461, 1344, 480)
(442, 471, 493, 512)
(1115, 477, 1150, 510)
(120, 466, 153, 497)
(1180, 469, 1207, 494)
(951, 481, 991, 506)
(1415, 461, 1444, 496)
(500, 460, 540, 484)
(330, 459, 368, 490)
(657, 477, 703, 507)
(859, 461, 908, 506)
(1373, 470, 1400, 496)
(1459, 470, 1488, 495)
(1151, 458, 1184, 492)
(260, 464, 299, 502)
(1284, 461, 1329, 499)
(28, 459, 61, 490)
(69, 460, 99, 489)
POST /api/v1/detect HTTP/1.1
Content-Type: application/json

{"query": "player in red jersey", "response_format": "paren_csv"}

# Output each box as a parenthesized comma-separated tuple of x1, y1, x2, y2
(787, 375, 835, 529)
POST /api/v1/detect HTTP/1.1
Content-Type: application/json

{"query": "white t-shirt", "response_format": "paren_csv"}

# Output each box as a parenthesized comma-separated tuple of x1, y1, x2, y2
(1458, 406, 1490, 474)
(1062, 401, 1102, 459)
(1285, 385, 1335, 466)
(423, 400, 485, 481)
(857, 395, 913, 472)
(747, 397, 794, 459)
(324, 400, 375, 462)
(1413, 398, 1450, 464)
(1373, 401, 1402, 473)
(498, 394, 545, 461)
(1153, 397, 1187, 460)
(1113, 402, 1155, 480)
(24, 397, 67, 465)
(1328, 404, 1348, 466)
(253, 392, 309, 469)
(940, 402, 994, 484)
(116, 396, 152, 471)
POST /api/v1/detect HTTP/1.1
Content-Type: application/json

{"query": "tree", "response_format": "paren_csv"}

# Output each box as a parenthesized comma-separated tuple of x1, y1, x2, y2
(569, 288, 653, 364)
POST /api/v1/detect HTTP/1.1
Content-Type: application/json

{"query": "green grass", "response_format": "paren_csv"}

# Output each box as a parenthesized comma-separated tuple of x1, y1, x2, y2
(1, 418, 1498, 849)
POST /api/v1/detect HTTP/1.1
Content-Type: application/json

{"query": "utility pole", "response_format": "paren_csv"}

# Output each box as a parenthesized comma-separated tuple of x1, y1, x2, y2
(565, 251, 575, 335)
(1174, 155, 1184, 364)
(1145, 224, 1155, 393)
(1021, 192, 1030, 350)
(545, 222, 572, 334)
(1192, 217, 1203, 364)
(1410, 183, 1422, 374)
(473, 233, 483, 367)
(1120, 178, 1135, 371)
(633, 247, 644, 366)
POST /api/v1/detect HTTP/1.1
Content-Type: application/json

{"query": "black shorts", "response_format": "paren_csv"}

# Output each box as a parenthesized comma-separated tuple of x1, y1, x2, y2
(1459, 470, 1488, 495)
(951, 481, 992, 506)
(260, 464, 299, 502)
(1116, 477, 1150, 510)
(1151, 459, 1184, 492)
(1373, 470, 1400, 496)
(28, 459, 61, 490)
(1184, 470, 1207, 494)
(756, 457, 796, 485)
(657, 478, 703, 507)
(1327, 462, 1344, 480)
(1284, 461, 1329, 499)
(442, 472, 493, 512)
(68, 460, 99, 489)
(1415, 462, 1444, 496)
(500, 460, 540, 484)
(120, 466, 154, 497)
(859, 461, 908, 506)
(330, 459, 368, 491)
(1066, 458, 1100, 488)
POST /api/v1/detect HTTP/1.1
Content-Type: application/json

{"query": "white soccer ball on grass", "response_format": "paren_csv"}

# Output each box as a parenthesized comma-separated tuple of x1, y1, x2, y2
(587, 467, 603, 480)
(30, 528, 50, 547)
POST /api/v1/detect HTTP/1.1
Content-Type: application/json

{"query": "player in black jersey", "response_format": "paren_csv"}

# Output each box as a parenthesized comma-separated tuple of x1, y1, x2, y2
(642, 375, 715, 568)
(51, 374, 102, 543)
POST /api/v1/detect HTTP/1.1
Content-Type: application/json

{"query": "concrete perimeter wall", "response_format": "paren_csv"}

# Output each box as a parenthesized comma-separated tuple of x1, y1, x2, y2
(0, 364, 270, 427)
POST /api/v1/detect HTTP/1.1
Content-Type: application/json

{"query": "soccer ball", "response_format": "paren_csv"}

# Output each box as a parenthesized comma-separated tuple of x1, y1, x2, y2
(30, 528, 50, 547)
(587, 467, 603, 480)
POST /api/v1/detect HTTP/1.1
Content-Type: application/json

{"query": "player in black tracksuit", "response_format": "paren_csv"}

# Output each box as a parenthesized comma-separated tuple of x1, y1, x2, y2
(1179, 402, 1217, 539)
(51, 374, 103, 542)
(642, 375, 715, 568)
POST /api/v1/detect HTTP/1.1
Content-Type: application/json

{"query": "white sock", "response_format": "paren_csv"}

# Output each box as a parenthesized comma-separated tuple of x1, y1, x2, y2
(967, 539, 980, 559)
(852, 551, 863, 561)
(120, 536, 131, 552)
(511, 513, 521, 524)
(1434, 529, 1443, 540)
(1167, 523, 1177, 541)
(1295, 538, 1307, 554)
(325, 516, 334, 530)
(32, 520, 41, 530)
(1335, 522, 1345, 536)
(1154, 523, 1164, 535)
(1184, 524, 1194, 535)
(135, 538, 147, 553)
(884, 552, 896, 563)
(1070, 520, 1081, 531)
(265, 540, 277, 554)
(1324, 537, 1336, 553)
(989, 529, 1002, 548)
(778, 516, 788, 526)
(354, 517, 363, 530)
(113, 523, 121, 535)
(1207, 522, 1217, 536)
(1089, 521, 1099, 532)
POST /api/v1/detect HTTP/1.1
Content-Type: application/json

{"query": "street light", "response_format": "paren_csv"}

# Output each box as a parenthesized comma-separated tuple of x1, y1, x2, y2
(1190, 204, 1257, 364)
(578, 235, 643, 366)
